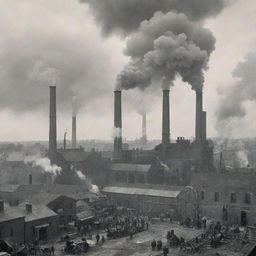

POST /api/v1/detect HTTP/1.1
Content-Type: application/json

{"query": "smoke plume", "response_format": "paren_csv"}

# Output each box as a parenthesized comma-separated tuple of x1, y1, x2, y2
(117, 12, 214, 91)
(24, 155, 61, 176)
(81, 0, 226, 36)
(216, 53, 256, 136)
(76, 169, 100, 193)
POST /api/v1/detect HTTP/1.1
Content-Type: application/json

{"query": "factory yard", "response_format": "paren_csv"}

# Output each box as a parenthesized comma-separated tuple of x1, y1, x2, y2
(52, 222, 253, 256)
(55, 222, 201, 256)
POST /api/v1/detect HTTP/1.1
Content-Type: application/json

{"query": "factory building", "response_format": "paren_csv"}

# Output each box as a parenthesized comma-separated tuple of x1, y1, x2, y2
(47, 85, 256, 226)
(102, 186, 197, 220)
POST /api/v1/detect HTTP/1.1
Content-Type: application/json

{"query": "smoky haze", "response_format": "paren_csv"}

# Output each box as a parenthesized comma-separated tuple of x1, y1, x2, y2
(0, 1, 123, 114)
(216, 53, 256, 135)
(80, 0, 226, 36)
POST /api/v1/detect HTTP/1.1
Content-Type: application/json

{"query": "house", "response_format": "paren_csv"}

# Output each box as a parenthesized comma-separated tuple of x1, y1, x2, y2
(15, 202, 59, 243)
(0, 200, 25, 244)
(29, 193, 76, 225)
(102, 185, 197, 219)
(0, 184, 20, 203)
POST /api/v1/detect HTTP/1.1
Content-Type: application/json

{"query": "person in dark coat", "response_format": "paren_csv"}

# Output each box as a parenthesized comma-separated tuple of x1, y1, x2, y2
(151, 239, 157, 251)
(157, 240, 162, 250)
(96, 234, 100, 244)
(163, 246, 169, 256)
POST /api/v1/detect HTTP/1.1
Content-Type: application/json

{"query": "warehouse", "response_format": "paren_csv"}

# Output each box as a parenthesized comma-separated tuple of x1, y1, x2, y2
(102, 186, 197, 220)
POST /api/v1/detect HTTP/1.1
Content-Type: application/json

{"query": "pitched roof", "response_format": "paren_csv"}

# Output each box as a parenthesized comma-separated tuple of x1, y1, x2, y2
(0, 207, 25, 223)
(102, 186, 182, 198)
(110, 163, 151, 173)
(0, 184, 20, 193)
(16, 203, 57, 222)
(15, 184, 100, 202)
(29, 193, 73, 205)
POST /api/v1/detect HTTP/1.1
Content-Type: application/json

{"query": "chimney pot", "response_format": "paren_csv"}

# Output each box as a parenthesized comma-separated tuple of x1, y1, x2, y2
(29, 174, 32, 185)
(26, 203, 32, 213)
(0, 199, 4, 212)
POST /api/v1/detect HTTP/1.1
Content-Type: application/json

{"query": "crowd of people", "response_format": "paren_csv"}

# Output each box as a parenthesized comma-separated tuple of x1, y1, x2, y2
(106, 214, 149, 239)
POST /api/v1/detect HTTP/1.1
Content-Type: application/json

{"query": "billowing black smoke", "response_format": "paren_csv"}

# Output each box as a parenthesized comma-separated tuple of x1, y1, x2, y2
(81, 0, 226, 36)
(81, 0, 228, 92)
(117, 12, 215, 91)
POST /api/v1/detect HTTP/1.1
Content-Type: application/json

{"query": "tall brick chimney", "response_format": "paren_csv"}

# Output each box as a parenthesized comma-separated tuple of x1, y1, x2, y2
(195, 90, 203, 143)
(114, 90, 122, 161)
(162, 89, 170, 157)
(72, 115, 76, 148)
(142, 112, 147, 143)
(202, 111, 207, 142)
(49, 86, 57, 163)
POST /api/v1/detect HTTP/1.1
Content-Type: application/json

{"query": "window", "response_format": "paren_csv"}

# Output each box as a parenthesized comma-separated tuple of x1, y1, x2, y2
(200, 191, 205, 200)
(128, 174, 135, 183)
(214, 192, 220, 202)
(138, 174, 145, 184)
(245, 193, 251, 204)
(230, 193, 237, 203)
(115, 173, 121, 182)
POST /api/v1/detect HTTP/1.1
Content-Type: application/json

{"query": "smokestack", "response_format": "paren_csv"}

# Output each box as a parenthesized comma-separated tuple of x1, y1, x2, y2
(64, 130, 67, 150)
(114, 90, 122, 161)
(49, 86, 57, 164)
(142, 112, 147, 143)
(29, 174, 32, 185)
(195, 90, 203, 143)
(220, 151, 223, 169)
(72, 115, 77, 148)
(202, 111, 207, 142)
(162, 89, 170, 150)
(0, 199, 4, 212)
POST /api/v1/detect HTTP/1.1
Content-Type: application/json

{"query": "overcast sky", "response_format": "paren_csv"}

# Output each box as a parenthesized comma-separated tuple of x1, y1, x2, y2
(0, 0, 255, 142)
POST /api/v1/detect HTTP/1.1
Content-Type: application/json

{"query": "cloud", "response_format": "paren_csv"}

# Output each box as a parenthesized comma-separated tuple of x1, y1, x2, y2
(0, 0, 124, 114)
(81, 0, 226, 36)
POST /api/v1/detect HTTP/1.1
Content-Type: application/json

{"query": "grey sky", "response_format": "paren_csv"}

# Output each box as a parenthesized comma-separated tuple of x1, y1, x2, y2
(0, 0, 255, 141)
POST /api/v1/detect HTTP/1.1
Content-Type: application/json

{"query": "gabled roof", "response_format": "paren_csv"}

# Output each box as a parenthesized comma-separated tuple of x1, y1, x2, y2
(16, 203, 57, 222)
(29, 193, 74, 206)
(0, 207, 25, 223)
(0, 184, 20, 193)
(102, 186, 182, 198)
(110, 163, 151, 173)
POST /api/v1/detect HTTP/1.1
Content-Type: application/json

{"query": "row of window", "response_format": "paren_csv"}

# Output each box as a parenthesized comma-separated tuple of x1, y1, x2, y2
(114, 173, 145, 184)
(200, 191, 252, 205)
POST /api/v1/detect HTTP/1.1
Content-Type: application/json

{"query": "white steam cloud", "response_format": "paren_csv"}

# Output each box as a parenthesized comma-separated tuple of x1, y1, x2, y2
(24, 155, 61, 176)
(75, 169, 100, 194)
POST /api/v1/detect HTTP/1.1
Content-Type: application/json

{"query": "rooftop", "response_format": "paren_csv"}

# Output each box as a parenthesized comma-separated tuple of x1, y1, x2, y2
(0, 207, 25, 223)
(16, 203, 57, 222)
(110, 163, 151, 173)
(102, 186, 182, 198)
(0, 184, 20, 193)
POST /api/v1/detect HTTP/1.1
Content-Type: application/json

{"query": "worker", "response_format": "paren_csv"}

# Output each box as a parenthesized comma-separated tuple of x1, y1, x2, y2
(163, 246, 169, 256)
(151, 239, 157, 250)
(96, 234, 100, 244)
